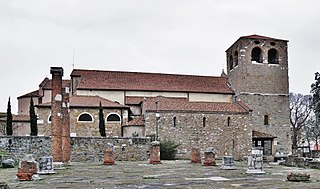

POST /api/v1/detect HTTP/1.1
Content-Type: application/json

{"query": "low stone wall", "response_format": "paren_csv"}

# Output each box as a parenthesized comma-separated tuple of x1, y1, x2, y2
(0, 136, 151, 162)
(281, 156, 320, 169)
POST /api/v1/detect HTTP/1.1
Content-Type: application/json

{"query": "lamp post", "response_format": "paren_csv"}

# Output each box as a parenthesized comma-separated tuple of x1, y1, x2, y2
(155, 101, 160, 141)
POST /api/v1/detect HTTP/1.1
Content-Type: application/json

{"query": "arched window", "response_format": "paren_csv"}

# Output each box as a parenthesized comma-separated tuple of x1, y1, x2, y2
(78, 112, 93, 122)
(234, 51, 239, 67)
(173, 117, 176, 127)
(251, 47, 262, 63)
(48, 115, 52, 123)
(229, 55, 234, 70)
(107, 113, 121, 122)
(268, 48, 279, 64)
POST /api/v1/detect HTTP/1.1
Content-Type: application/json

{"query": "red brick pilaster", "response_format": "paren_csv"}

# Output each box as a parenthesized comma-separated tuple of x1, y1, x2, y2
(62, 90, 70, 163)
(149, 141, 161, 164)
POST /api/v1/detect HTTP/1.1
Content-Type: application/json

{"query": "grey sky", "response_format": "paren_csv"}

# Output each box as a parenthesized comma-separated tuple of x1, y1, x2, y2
(1, 0, 320, 113)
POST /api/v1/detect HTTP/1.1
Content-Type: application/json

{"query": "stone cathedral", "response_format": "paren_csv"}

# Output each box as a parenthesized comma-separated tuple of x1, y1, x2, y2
(15, 35, 291, 160)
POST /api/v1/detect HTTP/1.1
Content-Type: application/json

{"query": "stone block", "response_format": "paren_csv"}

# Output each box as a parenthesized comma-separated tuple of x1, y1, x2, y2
(191, 147, 201, 163)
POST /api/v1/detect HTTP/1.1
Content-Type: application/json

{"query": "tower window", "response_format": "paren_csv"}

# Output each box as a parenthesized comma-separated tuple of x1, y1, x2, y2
(78, 112, 93, 122)
(251, 47, 262, 63)
(202, 117, 206, 127)
(107, 113, 121, 122)
(229, 55, 234, 70)
(173, 117, 176, 127)
(268, 48, 279, 64)
(234, 51, 238, 67)
(227, 117, 231, 127)
(264, 115, 270, 125)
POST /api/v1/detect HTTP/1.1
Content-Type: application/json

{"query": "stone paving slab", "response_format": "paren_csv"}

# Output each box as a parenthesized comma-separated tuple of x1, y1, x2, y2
(1, 160, 320, 188)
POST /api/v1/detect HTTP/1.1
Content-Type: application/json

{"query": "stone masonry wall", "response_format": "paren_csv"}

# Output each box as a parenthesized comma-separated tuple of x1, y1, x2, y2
(0, 136, 150, 162)
(145, 111, 252, 160)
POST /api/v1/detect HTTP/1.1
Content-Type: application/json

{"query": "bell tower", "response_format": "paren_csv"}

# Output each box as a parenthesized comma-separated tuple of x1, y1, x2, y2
(226, 35, 291, 155)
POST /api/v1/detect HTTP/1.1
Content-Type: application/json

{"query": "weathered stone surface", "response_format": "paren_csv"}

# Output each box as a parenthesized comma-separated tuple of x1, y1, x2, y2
(145, 112, 251, 160)
(246, 147, 265, 174)
(287, 173, 310, 182)
(38, 156, 55, 174)
(0, 182, 9, 189)
(203, 150, 216, 166)
(221, 156, 236, 170)
(0, 136, 150, 162)
(103, 143, 115, 165)
(1, 159, 14, 168)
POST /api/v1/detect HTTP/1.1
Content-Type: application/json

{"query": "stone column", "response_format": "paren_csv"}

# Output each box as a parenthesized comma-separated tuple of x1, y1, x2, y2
(104, 143, 115, 165)
(50, 67, 63, 162)
(191, 147, 201, 163)
(149, 141, 161, 164)
(203, 147, 216, 166)
(61, 90, 70, 163)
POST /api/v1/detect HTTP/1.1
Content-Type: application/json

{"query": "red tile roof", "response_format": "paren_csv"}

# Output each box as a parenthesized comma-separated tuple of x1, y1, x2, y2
(37, 95, 128, 109)
(123, 116, 145, 126)
(71, 69, 234, 94)
(143, 96, 250, 113)
(40, 78, 70, 90)
(241, 34, 288, 42)
(17, 90, 39, 99)
(126, 97, 145, 105)
(252, 130, 277, 139)
(0, 115, 30, 122)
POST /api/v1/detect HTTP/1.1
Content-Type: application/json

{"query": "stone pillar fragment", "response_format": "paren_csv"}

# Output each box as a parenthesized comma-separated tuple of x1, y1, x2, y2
(38, 156, 56, 174)
(16, 154, 38, 181)
(104, 143, 115, 165)
(203, 147, 216, 166)
(220, 156, 236, 170)
(50, 67, 64, 162)
(246, 147, 265, 174)
(191, 147, 201, 163)
(149, 141, 161, 164)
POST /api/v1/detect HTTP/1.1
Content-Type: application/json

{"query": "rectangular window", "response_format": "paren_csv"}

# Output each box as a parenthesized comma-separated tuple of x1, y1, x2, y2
(264, 115, 270, 125)
(173, 117, 176, 127)
(227, 117, 231, 126)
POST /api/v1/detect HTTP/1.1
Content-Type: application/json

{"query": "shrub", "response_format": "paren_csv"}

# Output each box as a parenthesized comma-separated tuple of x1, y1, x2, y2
(160, 140, 180, 160)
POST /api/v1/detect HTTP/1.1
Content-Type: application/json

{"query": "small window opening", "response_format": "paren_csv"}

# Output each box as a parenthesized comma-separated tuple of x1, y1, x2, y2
(254, 40, 260, 44)
(264, 115, 270, 125)
(234, 51, 238, 67)
(107, 114, 121, 122)
(173, 117, 176, 127)
(48, 115, 52, 123)
(268, 48, 279, 64)
(78, 113, 93, 122)
(229, 55, 234, 70)
(227, 117, 231, 127)
(251, 47, 262, 63)
(270, 42, 276, 46)
(202, 117, 206, 127)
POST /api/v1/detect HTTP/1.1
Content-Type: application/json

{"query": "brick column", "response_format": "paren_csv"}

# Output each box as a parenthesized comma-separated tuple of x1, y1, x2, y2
(191, 147, 201, 163)
(203, 147, 216, 166)
(104, 143, 115, 165)
(149, 141, 161, 164)
(61, 90, 70, 163)
(50, 67, 63, 162)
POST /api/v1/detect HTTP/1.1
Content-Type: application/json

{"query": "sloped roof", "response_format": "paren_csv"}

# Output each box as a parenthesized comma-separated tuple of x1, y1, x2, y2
(143, 96, 250, 114)
(241, 34, 288, 42)
(36, 95, 128, 109)
(252, 130, 277, 139)
(123, 116, 145, 126)
(39, 77, 70, 90)
(17, 90, 39, 99)
(126, 97, 145, 105)
(0, 115, 30, 122)
(71, 69, 234, 94)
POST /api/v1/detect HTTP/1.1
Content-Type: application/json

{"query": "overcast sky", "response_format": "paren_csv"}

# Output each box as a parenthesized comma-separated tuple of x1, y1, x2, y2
(1, 0, 320, 113)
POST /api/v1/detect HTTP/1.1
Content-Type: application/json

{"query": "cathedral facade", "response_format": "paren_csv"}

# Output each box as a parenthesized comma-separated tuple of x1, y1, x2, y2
(16, 35, 292, 159)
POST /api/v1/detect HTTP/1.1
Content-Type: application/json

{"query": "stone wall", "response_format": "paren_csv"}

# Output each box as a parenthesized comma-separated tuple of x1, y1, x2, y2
(145, 111, 251, 160)
(0, 136, 150, 162)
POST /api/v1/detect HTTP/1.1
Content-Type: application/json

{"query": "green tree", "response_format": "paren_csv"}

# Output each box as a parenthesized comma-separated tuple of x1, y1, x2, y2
(160, 140, 180, 160)
(6, 97, 13, 135)
(99, 102, 106, 137)
(29, 97, 38, 136)
(311, 72, 320, 150)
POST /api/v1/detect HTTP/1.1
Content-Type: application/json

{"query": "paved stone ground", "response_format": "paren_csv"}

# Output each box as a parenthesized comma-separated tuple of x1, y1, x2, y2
(1, 160, 320, 189)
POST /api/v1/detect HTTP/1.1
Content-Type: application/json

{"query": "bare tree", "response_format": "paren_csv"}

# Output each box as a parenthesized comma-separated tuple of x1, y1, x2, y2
(289, 93, 312, 153)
